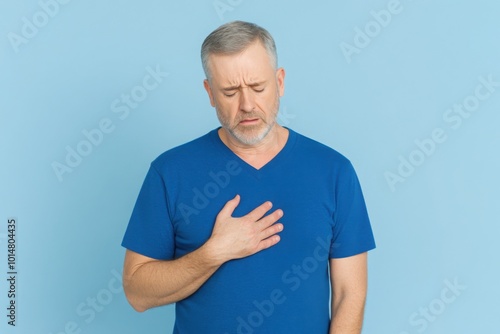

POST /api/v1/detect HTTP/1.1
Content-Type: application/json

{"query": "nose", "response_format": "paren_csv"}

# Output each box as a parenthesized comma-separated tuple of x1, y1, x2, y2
(239, 88, 255, 112)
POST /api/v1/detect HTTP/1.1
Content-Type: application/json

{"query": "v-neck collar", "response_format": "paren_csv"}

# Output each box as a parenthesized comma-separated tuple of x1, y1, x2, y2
(209, 127, 297, 178)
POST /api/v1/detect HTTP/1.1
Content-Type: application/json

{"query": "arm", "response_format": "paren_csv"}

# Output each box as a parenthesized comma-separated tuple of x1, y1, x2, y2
(123, 245, 221, 312)
(329, 252, 368, 334)
(123, 195, 283, 312)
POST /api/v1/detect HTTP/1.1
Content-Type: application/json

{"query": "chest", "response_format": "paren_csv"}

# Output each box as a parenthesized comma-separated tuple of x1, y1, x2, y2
(169, 166, 335, 258)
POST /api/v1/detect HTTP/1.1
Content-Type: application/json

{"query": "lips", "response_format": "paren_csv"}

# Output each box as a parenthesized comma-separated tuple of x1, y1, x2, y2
(239, 118, 259, 123)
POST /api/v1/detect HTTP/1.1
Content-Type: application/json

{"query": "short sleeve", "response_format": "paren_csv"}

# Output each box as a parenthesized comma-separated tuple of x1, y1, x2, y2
(330, 161, 376, 258)
(121, 164, 175, 260)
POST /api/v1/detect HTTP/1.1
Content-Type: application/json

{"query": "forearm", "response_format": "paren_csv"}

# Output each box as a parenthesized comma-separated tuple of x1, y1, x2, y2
(123, 196, 283, 312)
(123, 243, 222, 312)
(329, 293, 366, 334)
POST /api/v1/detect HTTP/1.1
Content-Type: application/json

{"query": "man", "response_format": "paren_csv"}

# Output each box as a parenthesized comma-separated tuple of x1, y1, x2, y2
(122, 21, 375, 333)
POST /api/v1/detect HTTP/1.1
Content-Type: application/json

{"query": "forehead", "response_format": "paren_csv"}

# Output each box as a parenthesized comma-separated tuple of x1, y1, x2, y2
(208, 41, 274, 84)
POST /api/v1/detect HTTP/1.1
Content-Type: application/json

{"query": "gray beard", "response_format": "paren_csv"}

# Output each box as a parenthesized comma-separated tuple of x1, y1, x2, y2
(215, 96, 280, 146)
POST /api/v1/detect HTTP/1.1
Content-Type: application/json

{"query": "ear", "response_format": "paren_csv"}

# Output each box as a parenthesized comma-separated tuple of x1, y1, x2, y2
(203, 79, 216, 107)
(276, 68, 286, 97)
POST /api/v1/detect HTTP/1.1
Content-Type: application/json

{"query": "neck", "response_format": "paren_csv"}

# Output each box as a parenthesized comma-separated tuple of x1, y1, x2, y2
(218, 124, 289, 168)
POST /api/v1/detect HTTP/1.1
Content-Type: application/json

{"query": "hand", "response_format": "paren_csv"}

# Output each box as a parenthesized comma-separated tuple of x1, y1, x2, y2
(205, 195, 284, 264)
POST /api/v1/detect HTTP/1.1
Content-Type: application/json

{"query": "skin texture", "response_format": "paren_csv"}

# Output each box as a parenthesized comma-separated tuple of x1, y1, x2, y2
(123, 39, 368, 333)
(203, 40, 288, 168)
(330, 253, 368, 334)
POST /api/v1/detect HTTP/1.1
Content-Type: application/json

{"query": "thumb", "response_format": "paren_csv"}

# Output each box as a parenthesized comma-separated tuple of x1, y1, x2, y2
(217, 194, 240, 218)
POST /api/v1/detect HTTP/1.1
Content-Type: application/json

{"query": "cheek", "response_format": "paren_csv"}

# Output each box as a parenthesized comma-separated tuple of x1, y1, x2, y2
(216, 97, 238, 116)
(259, 91, 279, 112)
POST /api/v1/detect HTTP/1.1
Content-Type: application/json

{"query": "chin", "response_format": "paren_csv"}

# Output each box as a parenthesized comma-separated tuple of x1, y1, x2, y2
(231, 123, 274, 145)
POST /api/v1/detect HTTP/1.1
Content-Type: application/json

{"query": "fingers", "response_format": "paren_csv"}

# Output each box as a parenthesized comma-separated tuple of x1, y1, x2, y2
(257, 208, 283, 229)
(260, 221, 284, 241)
(217, 194, 240, 218)
(246, 203, 284, 241)
(220, 198, 284, 226)
(245, 201, 274, 222)
(257, 234, 281, 252)
(256, 210, 284, 251)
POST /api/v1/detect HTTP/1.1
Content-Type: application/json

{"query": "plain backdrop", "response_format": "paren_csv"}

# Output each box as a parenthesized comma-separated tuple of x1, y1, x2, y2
(1, 0, 499, 333)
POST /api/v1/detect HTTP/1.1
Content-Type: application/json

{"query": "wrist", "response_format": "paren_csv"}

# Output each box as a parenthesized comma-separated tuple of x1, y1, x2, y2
(199, 238, 227, 267)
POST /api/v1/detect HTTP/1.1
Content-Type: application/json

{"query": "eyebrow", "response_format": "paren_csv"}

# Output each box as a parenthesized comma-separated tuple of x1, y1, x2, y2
(222, 81, 266, 91)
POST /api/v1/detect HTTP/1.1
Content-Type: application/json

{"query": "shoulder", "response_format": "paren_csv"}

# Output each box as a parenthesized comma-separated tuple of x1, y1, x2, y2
(290, 128, 352, 169)
(150, 129, 217, 172)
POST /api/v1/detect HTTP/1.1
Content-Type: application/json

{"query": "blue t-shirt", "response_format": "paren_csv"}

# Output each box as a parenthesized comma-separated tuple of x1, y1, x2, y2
(122, 128, 375, 333)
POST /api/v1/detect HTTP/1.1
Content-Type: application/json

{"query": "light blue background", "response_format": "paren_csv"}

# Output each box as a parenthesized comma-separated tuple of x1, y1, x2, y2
(1, 0, 499, 333)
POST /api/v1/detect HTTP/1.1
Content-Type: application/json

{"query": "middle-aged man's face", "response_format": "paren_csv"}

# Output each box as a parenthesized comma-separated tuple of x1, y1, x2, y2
(204, 40, 285, 146)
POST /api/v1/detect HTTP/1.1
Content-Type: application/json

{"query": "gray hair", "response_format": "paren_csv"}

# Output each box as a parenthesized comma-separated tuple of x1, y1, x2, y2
(201, 21, 278, 80)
